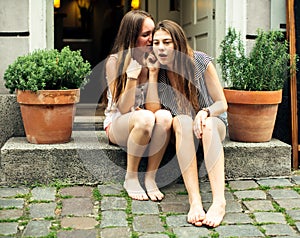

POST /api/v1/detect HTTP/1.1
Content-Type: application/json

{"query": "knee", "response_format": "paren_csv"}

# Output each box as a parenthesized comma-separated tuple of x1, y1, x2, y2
(133, 110, 155, 134)
(203, 117, 226, 141)
(202, 117, 220, 138)
(173, 115, 193, 136)
(203, 117, 214, 132)
(155, 109, 172, 130)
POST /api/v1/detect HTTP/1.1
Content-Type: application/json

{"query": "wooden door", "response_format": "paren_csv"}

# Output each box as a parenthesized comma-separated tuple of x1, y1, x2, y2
(181, 0, 215, 57)
(148, 0, 180, 23)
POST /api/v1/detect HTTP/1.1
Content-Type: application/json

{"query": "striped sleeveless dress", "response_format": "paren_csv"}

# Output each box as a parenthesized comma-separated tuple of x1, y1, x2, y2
(157, 51, 227, 125)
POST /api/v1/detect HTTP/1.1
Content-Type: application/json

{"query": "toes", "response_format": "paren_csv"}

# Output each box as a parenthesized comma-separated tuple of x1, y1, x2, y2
(195, 216, 205, 225)
(147, 191, 164, 201)
(123, 180, 149, 201)
(147, 194, 157, 201)
(128, 192, 149, 201)
(202, 214, 223, 227)
(144, 179, 164, 201)
(204, 219, 217, 228)
(187, 215, 195, 224)
(148, 194, 158, 201)
(187, 206, 206, 226)
(202, 202, 226, 227)
(194, 221, 203, 227)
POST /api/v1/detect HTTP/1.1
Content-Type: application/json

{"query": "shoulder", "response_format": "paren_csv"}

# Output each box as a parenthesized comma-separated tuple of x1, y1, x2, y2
(106, 54, 118, 71)
(106, 54, 118, 63)
(193, 51, 212, 69)
(106, 54, 119, 80)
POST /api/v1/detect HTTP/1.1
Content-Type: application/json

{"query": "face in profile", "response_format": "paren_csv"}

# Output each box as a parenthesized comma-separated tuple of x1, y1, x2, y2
(135, 17, 155, 53)
(152, 29, 175, 67)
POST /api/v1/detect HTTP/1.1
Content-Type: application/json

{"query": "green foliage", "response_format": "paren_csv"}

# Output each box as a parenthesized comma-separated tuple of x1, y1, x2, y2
(92, 187, 102, 201)
(4, 46, 91, 93)
(218, 27, 294, 91)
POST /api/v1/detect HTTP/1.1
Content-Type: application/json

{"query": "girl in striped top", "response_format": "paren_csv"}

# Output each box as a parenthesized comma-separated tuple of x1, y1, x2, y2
(151, 20, 228, 227)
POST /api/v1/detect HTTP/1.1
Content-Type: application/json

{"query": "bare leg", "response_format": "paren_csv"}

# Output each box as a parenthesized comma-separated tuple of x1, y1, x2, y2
(145, 109, 172, 201)
(109, 110, 155, 200)
(173, 115, 206, 226)
(201, 117, 226, 227)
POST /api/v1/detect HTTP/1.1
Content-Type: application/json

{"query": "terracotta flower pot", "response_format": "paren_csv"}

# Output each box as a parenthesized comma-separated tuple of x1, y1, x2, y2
(17, 89, 80, 144)
(224, 89, 282, 142)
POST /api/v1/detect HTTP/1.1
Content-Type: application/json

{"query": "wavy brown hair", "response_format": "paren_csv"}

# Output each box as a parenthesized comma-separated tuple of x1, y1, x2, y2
(154, 20, 200, 114)
(108, 10, 154, 103)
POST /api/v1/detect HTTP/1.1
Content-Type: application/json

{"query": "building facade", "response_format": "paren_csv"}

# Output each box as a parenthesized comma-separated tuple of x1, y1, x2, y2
(0, 0, 291, 148)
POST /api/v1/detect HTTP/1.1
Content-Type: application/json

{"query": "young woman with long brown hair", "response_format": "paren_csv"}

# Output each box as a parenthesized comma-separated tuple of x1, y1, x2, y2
(103, 11, 172, 201)
(151, 20, 228, 227)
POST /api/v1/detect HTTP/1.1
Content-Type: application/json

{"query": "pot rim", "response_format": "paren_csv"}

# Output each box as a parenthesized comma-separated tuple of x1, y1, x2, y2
(16, 89, 80, 105)
(223, 88, 282, 105)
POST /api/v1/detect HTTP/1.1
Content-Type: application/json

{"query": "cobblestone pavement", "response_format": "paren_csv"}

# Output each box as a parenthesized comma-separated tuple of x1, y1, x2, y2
(1, 175, 300, 237)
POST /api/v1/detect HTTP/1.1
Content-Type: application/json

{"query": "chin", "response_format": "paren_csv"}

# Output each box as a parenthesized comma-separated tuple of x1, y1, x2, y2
(158, 59, 168, 65)
(144, 47, 152, 53)
(137, 45, 151, 51)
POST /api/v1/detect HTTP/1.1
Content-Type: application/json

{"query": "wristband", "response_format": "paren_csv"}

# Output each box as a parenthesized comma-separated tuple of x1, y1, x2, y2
(127, 77, 137, 81)
(202, 108, 210, 117)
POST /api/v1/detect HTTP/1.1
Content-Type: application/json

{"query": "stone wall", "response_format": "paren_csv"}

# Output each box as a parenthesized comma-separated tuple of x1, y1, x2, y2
(0, 95, 24, 149)
(0, 94, 24, 183)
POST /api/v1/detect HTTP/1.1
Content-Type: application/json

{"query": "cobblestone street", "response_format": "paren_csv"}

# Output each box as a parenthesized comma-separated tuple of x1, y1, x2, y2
(1, 175, 300, 237)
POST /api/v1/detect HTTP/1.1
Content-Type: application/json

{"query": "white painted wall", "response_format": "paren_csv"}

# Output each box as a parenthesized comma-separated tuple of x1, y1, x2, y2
(271, 0, 286, 31)
(0, 0, 30, 94)
(225, 0, 247, 44)
(215, 0, 226, 58)
(29, 0, 54, 51)
(0, 0, 54, 94)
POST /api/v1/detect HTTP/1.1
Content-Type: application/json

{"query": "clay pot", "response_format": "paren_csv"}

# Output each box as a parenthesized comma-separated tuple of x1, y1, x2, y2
(224, 89, 282, 142)
(17, 89, 80, 144)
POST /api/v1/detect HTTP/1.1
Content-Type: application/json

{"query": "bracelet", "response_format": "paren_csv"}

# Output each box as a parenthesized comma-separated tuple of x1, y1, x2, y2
(202, 108, 210, 117)
(127, 77, 137, 81)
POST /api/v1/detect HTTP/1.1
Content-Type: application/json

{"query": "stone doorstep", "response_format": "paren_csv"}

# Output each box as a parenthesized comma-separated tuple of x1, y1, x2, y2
(73, 116, 104, 131)
(0, 131, 291, 185)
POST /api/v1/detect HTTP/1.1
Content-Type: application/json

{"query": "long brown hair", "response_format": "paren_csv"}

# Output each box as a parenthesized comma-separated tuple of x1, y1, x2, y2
(108, 10, 154, 103)
(154, 20, 200, 113)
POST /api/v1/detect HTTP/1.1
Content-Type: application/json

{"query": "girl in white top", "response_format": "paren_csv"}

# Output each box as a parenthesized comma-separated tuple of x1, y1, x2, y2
(104, 10, 172, 201)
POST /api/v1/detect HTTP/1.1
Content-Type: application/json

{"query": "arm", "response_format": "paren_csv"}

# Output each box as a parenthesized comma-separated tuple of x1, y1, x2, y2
(193, 62, 228, 139)
(145, 53, 161, 112)
(203, 62, 228, 116)
(106, 57, 141, 114)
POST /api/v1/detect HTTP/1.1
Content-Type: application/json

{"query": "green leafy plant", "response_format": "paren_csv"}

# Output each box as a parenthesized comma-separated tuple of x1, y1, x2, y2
(4, 46, 91, 93)
(218, 27, 294, 91)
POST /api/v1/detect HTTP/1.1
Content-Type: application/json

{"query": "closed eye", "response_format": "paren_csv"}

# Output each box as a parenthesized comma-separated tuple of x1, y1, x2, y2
(153, 41, 173, 46)
(141, 31, 152, 37)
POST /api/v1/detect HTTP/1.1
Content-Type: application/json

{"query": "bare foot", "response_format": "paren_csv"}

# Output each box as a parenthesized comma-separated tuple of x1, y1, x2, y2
(123, 178, 149, 201)
(202, 200, 226, 227)
(145, 175, 164, 201)
(187, 202, 206, 226)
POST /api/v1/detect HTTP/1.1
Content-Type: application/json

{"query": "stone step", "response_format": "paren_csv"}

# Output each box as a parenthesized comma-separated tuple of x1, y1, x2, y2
(0, 131, 291, 185)
(73, 116, 104, 131)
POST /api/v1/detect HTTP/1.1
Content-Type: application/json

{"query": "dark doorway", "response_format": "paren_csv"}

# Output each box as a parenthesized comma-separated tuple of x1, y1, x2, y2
(54, 0, 132, 104)
(54, 0, 126, 67)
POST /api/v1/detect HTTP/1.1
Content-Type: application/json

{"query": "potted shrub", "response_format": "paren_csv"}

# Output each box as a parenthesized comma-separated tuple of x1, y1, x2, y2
(4, 46, 91, 144)
(218, 27, 295, 142)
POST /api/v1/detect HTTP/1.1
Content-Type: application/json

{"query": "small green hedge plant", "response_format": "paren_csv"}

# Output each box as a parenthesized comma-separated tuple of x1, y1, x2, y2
(218, 27, 295, 91)
(4, 46, 91, 93)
